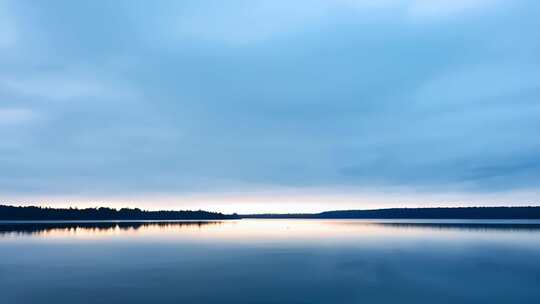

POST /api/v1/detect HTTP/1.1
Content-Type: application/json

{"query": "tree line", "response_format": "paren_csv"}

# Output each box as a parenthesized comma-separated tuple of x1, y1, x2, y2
(243, 206, 540, 219)
(0, 205, 240, 220)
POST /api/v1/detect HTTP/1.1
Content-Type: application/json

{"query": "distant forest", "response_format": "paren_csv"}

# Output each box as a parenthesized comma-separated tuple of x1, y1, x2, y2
(0, 205, 239, 221)
(1, 205, 540, 221)
(243, 207, 540, 219)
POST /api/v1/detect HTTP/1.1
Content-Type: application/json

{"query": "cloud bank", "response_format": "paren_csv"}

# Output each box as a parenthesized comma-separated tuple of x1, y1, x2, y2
(1, 0, 539, 210)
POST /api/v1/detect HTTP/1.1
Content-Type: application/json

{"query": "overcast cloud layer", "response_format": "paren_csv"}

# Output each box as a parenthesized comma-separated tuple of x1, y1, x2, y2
(1, 0, 539, 210)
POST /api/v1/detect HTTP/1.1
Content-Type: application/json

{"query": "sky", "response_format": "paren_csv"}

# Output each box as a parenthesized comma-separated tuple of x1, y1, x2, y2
(1, 0, 539, 213)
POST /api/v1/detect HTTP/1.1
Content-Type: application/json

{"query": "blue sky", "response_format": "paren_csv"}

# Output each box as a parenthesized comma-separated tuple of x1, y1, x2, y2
(1, 0, 539, 212)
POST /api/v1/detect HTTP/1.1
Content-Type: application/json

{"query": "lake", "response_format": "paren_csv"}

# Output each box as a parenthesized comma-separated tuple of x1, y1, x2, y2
(1, 219, 540, 303)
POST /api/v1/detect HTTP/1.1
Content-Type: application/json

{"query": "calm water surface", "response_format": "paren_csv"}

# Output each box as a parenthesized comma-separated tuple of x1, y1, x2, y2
(1, 219, 540, 303)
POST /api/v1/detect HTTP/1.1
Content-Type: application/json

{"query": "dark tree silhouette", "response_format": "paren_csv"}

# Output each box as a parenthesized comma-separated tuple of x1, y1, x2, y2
(2, 205, 540, 221)
(242, 206, 540, 219)
(0, 205, 240, 220)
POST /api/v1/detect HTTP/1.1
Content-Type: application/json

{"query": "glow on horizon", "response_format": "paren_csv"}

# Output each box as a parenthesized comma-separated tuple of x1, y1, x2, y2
(4, 188, 539, 214)
(3, 220, 534, 246)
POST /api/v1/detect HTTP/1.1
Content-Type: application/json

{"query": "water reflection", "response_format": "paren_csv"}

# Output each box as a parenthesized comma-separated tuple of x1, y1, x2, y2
(363, 221, 540, 232)
(1, 219, 540, 239)
(0, 221, 223, 237)
(1, 219, 540, 304)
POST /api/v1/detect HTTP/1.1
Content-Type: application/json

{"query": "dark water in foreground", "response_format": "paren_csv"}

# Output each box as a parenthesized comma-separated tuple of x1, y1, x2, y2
(1, 219, 540, 304)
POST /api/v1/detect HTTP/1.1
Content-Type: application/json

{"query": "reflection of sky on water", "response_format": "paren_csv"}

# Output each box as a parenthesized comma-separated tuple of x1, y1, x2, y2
(1, 219, 540, 304)
(1, 220, 540, 247)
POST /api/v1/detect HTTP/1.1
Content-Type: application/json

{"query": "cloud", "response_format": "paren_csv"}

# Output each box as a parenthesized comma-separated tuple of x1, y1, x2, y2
(0, 0, 18, 48)
(0, 0, 539, 208)
(0, 107, 37, 125)
(414, 64, 540, 106)
(407, 0, 501, 19)
(167, 0, 328, 44)
(0, 71, 138, 102)
(161, 0, 504, 45)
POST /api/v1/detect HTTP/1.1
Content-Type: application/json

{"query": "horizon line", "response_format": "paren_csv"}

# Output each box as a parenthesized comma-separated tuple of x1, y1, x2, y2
(3, 203, 540, 215)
